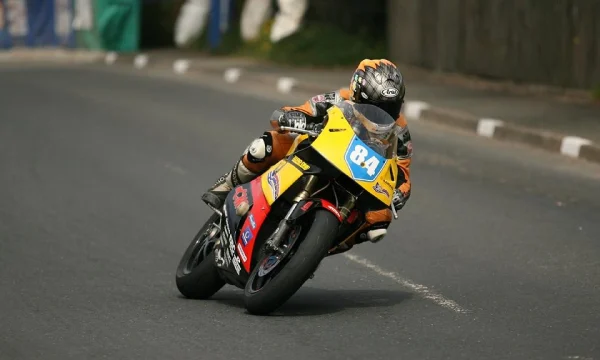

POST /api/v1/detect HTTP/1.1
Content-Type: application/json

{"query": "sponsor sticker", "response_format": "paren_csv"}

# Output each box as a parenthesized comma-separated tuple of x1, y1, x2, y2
(267, 171, 279, 199)
(233, 186, 249, 211)
(241, 227, 253, 246)
(381, 87, 399, 98)
(291, 156, 310, 170)
(237, 243, 247, 262)
(373, 182, 390, 197)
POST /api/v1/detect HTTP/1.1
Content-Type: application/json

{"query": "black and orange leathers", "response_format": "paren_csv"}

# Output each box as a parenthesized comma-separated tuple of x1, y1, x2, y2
(242, 88, 412, 203)
(238, 89, 412, 249)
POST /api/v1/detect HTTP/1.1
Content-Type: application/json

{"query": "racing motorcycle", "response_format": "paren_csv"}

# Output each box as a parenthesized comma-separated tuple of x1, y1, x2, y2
(175, 100, 400, 315)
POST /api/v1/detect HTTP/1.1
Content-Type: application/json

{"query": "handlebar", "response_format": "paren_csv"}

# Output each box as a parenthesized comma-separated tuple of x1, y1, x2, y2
(277, 111, 329, 136)
(279, 126, 320, 137)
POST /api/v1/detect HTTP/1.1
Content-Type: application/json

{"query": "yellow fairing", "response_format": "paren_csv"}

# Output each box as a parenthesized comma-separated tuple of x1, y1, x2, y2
(261, 160, 303, 205)
(311, 106, 398, 206)
(260, 107, 397, 207)
(260, 134, 308, 205)
(286, 134, 309, 156)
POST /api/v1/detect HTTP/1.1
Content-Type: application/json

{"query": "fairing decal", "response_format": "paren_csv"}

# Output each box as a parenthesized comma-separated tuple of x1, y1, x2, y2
(220, 182, 254, 276)
(318, 199, 343, 222)
(236, 177, 272, 272)
(290, 199, 344, 223)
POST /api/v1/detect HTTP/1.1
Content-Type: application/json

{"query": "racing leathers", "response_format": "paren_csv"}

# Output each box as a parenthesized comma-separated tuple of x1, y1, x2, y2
(202, 88, 412, 247)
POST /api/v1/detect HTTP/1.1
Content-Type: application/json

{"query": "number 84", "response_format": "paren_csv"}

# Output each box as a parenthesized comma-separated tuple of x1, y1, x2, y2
(349, 145, 380, 176)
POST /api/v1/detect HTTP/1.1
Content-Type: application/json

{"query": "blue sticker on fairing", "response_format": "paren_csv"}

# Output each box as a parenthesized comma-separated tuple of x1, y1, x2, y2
(343, 135, 386, 182)
(241, 227, 253, 246)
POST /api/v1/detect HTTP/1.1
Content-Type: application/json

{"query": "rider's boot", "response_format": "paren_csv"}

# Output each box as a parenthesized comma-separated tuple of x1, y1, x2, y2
(201, 158, 258, 209)
(202, 132, 288, 209)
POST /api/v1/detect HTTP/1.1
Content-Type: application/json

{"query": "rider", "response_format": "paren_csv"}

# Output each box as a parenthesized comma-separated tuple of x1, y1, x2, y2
(202, 59, 412, 245)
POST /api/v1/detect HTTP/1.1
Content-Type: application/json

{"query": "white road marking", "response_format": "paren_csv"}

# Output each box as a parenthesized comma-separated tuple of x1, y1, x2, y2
(105, 52, 117, 65)
(173, 59, 190, 74)
(133, 54, 148, 69)
(163, 162, 187, 175)
(343, 253, 469, 314)
(224, 68, 241, 83)
(403, 100, 430, 120)
(476, 118, 504, 138)
(276, 77, 297, 94)
(560, 136, 592, 158)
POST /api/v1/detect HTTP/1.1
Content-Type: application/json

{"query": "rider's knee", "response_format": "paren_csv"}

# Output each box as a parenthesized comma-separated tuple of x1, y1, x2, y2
(241, 132, 276, 173)
(241, 137, 269, 174)
(241, 130, 295, 174)
(246, 131, 294, 161)
(247, 138, 268, 161)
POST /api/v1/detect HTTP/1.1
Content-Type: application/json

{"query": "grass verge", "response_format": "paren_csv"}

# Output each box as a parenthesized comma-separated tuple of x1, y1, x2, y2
(192, 20, 386, 68)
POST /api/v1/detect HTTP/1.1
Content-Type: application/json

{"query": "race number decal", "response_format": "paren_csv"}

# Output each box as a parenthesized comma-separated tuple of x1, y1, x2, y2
(344, 136, 386, 182)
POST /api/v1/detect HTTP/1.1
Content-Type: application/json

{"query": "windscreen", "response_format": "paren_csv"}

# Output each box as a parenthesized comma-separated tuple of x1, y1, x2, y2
(335, 100, 398, 158)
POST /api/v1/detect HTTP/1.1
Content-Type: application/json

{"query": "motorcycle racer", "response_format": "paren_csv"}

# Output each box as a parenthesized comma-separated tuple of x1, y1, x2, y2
(202, 59, 412, 246)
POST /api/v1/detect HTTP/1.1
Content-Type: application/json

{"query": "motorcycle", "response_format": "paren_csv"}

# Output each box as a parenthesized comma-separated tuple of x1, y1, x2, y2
(175, 100, 400, 315)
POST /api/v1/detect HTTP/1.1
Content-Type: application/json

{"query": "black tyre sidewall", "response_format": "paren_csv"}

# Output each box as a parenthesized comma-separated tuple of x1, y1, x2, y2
(243, 210, 338, 314)
(175, 213, 226, 299)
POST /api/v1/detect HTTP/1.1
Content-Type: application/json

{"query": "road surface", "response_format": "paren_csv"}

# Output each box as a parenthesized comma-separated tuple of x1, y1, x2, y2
(1, 64, 599, 360)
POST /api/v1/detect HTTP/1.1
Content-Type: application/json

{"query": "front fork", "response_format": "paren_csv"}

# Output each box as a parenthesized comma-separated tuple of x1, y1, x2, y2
(265, 175, 317, 253)
(264, 175, 355, 253)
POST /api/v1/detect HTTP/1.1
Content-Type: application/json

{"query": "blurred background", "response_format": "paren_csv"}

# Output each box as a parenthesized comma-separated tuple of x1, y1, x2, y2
(2, 4, 600, 357)
(0, 0, 599, 94)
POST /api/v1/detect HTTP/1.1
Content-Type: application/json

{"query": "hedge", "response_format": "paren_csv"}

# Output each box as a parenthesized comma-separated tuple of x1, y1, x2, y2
(140, 0, 387, 67)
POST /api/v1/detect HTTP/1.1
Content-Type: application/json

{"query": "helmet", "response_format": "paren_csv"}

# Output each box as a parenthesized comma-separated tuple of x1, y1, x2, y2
(349, 59, 405, 120)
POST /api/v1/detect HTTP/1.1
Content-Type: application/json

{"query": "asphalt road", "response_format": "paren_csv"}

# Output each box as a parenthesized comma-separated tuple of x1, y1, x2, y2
(1, 64, 599, 360)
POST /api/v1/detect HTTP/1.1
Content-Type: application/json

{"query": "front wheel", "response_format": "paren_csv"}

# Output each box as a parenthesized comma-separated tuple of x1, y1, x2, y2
(176, 213, 226, 299)
(243, 210, 338, 315)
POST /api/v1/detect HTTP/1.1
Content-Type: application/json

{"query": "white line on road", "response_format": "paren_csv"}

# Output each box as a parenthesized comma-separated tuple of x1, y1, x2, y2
(343, 253, 470, 314)
(164, 162, 187, 175)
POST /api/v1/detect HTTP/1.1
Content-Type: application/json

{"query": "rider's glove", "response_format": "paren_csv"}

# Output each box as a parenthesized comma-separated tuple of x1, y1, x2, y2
(278, 111, 308, 130)
(278, 102, 334, 130)
(392, 188, 410, 211)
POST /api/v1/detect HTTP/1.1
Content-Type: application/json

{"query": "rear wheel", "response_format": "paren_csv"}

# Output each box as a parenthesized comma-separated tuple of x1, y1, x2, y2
(176, 213, 226, 299)
(243, 210, 338, 315)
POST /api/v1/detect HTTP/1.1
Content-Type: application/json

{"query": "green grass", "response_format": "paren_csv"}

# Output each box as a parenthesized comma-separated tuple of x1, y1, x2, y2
(140, 0, 386, 68)
(192, 20, 387, 68)
(592, 85, 600, 101)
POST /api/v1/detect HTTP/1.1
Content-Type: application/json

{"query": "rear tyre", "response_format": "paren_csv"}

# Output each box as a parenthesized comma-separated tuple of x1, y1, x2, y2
(243, 210, 338, 315)
(176, 213, 226, 299)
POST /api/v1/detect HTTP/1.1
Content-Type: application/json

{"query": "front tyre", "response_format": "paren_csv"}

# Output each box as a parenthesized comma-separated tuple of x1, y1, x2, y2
(176, 213, 226, 299)
(243, 210, 338, 315)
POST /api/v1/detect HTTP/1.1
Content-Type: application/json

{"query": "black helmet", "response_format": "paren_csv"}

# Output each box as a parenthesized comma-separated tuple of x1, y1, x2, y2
(349, 59, 406, 119)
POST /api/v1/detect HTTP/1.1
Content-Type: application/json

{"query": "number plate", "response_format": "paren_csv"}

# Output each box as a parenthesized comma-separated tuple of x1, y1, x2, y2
(344, 136, 386, 182)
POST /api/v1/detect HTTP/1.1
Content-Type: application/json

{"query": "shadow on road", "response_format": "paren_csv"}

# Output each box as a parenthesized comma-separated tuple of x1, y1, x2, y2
(194, 286, 414, 316)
